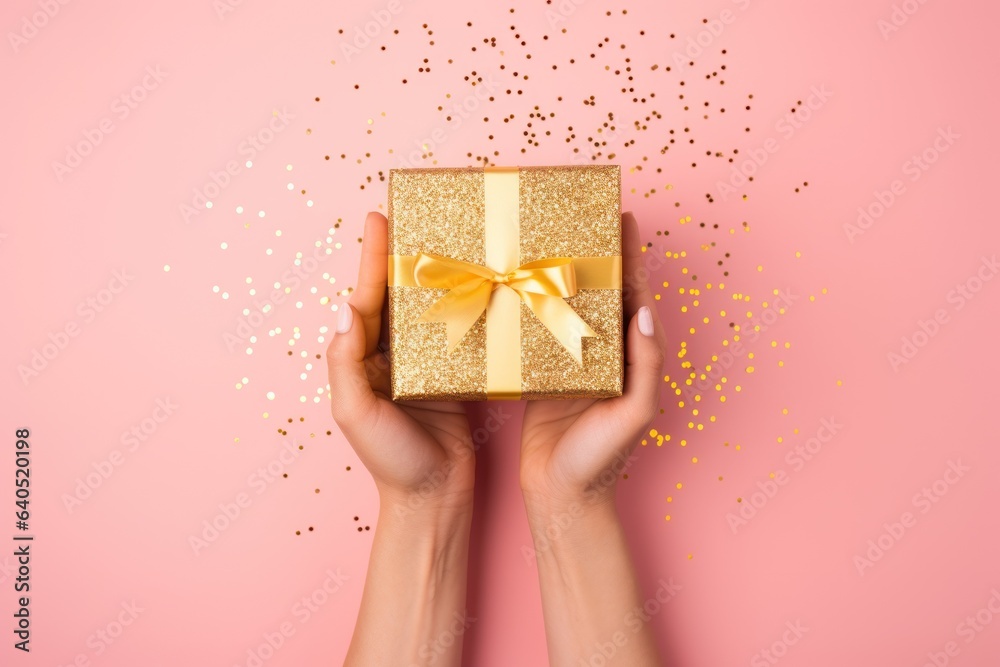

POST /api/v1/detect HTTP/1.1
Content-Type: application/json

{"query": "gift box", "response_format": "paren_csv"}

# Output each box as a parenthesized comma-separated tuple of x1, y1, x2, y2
(387, 165, 623, 401)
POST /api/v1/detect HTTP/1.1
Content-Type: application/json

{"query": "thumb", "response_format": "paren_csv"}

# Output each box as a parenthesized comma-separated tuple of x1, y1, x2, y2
(620, 305, 665, 429)
(326, 304, 379, 436)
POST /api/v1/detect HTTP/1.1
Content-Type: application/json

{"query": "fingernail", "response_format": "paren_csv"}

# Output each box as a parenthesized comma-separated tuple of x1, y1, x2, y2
(638, 306, 654, 337)
(337, 305, 354, 334)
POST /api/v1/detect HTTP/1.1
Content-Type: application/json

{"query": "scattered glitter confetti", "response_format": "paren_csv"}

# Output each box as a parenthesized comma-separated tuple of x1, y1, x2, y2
(198, 7, 827, 549)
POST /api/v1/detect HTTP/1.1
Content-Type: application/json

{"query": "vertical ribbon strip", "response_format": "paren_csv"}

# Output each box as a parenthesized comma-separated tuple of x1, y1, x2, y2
(483, 167, 524, 399)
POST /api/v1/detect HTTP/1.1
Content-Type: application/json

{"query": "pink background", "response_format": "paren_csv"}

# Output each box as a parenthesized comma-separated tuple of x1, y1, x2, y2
(4, 0, 999, 665)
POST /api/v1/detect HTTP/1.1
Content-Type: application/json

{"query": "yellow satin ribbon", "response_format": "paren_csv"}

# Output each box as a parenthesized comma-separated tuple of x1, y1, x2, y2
(404, 252, 597, 363)
(389, 167, 621, 399)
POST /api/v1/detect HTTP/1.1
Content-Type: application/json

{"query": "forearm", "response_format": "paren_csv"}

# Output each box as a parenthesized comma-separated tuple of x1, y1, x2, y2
(345, 492, 473, 667)
(524, 494, 661, 666)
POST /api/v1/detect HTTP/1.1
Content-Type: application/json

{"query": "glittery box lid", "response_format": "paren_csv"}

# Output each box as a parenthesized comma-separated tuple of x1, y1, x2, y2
(388, 165, 623, 401)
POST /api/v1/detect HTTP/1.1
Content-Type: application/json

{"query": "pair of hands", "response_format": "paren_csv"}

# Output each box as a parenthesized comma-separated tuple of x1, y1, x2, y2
(326, 211, 667, 520)
(328, 210, 666, 666)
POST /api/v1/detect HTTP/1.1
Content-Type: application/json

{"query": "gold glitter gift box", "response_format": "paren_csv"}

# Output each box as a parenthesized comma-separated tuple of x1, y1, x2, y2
(387, 165, 623, 401)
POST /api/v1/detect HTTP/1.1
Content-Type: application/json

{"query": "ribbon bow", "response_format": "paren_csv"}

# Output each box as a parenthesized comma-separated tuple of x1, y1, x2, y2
(412, 252, 598, 364)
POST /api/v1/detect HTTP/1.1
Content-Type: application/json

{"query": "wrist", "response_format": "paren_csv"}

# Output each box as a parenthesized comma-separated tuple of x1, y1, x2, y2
(376, 455, 475, 519)
(520, 469, 619, 521)
(522, 485, 614, 516)
(378, 484, 474, 530)
(374, 489, 473, 587)
(522, 486, 619, 555)
(519, 448, 636, 517)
